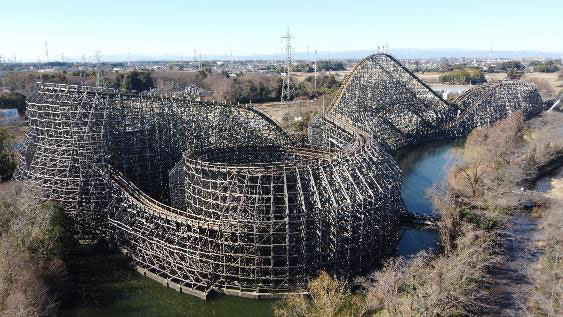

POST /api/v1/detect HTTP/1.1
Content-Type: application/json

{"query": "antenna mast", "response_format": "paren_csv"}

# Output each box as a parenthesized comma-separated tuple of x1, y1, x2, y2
(280, 28, 294, 102)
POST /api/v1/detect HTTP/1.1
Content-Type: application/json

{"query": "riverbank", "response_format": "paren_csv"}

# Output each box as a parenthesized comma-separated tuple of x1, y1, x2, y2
(274, 111, 563, 316)
(438, 111, 563, 316)
(528, 167, 563, 316)
(432, 111, 563, 316)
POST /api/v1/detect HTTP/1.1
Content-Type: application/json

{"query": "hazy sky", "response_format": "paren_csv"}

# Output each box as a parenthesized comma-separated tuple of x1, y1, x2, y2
(1, 0, 561, 61)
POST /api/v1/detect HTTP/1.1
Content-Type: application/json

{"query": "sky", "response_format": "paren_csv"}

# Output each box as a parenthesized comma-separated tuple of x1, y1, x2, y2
(1, 0, 562, 62)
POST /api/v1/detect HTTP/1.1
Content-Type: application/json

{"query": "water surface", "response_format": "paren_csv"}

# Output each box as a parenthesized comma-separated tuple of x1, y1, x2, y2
(397, 139, 464, 256)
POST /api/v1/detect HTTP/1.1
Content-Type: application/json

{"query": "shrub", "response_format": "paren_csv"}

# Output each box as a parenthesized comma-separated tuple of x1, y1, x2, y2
(361, 226, 498, 316)
(274, 271, 363, 317)
(0, 182, 76, 315)
(0, 92, 26, 116)
(0, 129, 17, 181)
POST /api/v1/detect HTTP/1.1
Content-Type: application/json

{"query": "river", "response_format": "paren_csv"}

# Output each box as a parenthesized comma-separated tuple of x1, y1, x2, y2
(63, 140, 464, 316)
(398, 139, 464, 256)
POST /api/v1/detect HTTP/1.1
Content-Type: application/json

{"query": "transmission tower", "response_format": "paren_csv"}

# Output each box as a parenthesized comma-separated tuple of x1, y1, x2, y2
(280, 28, 294, 102)
(94, 50, 104, 87)
(44, 41, 49, 63)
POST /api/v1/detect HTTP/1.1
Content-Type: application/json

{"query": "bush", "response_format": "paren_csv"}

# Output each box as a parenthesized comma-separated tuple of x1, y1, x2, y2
(225, 78, 276, 104)
(274, 271, 363, 317)
(0, 182, 76, 315)
(530, 60, 560, 73)
(0, 128, 17, 181)
(0, 91, 26, 116)
(112, 71, 154, 92)
(317, 61, 345, 72)
(361, 226, 498, 316)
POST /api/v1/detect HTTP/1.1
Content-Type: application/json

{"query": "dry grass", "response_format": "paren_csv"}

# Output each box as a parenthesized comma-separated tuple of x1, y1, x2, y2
(0, 182, 75, 316)
(522, 72, 563, 99)
(257, 96, 328, 126)
(273, 271, 363, 317)
(416, 72, 442, 83)
(529, 198, 563, 316)
(529, 165, 563, 316)
(444, 112, 563, 212)
(360, 226, 498, 317)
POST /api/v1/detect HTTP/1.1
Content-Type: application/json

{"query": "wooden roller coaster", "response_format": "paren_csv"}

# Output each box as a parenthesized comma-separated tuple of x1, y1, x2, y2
(14, 53, 546, 299)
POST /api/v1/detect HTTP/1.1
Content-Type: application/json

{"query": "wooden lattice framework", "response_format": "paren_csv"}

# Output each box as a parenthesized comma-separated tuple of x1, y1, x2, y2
(14, 54, 545, 299)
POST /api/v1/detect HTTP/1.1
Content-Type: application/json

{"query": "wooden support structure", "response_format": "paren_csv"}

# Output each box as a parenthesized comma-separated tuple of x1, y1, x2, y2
(14, 54, 545, 299)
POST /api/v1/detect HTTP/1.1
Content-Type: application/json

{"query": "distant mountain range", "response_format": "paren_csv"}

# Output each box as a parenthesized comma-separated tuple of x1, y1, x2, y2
(47, 48, 563, 63)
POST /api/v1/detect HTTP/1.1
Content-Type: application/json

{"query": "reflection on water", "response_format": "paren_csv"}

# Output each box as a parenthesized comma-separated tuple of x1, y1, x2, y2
(397, 139, 465, 256)
(398, 227, 440, 256)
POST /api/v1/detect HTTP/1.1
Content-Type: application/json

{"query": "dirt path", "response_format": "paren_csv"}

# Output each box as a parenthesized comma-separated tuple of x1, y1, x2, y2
(487, 212, 541, 316)
(487, 167, 563, 316)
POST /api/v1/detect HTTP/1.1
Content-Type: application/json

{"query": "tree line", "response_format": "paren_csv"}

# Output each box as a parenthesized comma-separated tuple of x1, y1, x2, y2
(224, 74, 341, 104)
(439, 68, 486, 84)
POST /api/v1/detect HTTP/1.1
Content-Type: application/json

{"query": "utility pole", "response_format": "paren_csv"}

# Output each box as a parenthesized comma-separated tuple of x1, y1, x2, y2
(314, 49, 318, 91)
(280, 28, 294, 102)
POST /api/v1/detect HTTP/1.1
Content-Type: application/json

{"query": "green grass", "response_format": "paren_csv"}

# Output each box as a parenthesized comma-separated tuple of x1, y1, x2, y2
(60, 245, 275, 317)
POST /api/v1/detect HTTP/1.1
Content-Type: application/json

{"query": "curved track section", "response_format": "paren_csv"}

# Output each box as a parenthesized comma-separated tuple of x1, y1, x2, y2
(450, 81, 544, 133)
